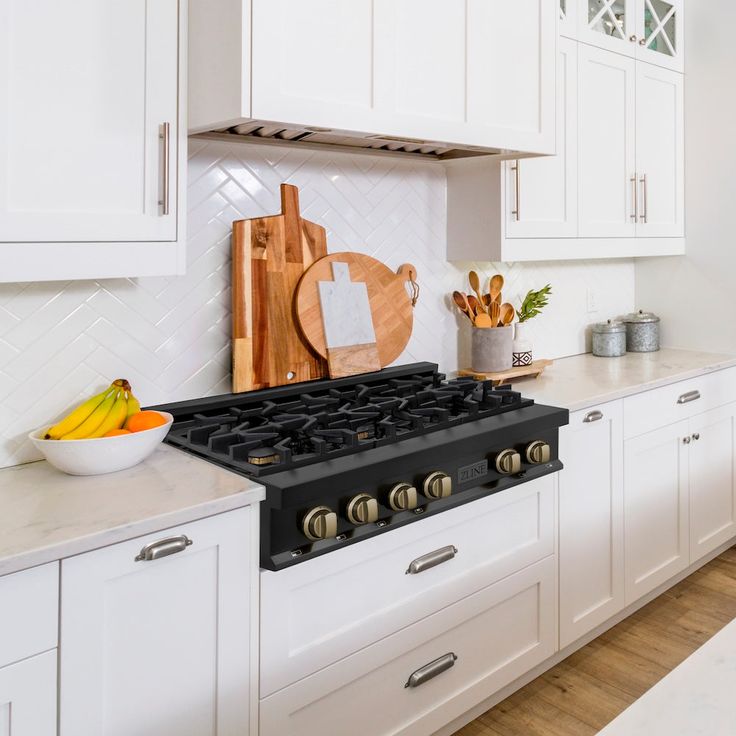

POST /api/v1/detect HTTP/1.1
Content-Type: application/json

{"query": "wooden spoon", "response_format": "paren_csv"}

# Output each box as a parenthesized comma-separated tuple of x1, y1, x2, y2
(490, 301, 501, 328)
(474, 312, 494, 328)
(499, 303, 515, 326)
(482, 293, 492, 311)
(489, 274, 504, 304)
(469, 271, 487, 313)
(467, 294, 481, 315)
(452, 291, 475, 323)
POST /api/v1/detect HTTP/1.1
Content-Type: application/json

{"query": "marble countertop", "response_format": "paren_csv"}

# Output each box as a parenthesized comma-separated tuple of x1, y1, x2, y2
(0, 444, 264, 576)
(598, 617, 736, 735)
(512, 349, 736, 412)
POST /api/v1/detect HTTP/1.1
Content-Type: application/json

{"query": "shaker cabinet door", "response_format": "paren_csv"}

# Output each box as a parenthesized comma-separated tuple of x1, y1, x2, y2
(0, 652, 57, 736)
(59, 509, 254, 736)
(689, 405, 736, 562)
(635, 62, 684, 237)
(578, 45, 637, 239)
(506, 37, 578, 238)
(0, 0, 179, 245)
(559, 402, 625, 649)
(624, 421, 689, 603)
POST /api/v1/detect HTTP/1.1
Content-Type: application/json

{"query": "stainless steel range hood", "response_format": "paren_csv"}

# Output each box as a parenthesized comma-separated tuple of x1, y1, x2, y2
(195, 121, 518, 162)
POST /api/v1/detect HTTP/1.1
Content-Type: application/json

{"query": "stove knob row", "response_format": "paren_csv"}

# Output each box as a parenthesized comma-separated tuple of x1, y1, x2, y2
(388, 482, 419, 511)
(346, 493, 380, 525)
(495, 449, 522, 475)
(526, 440, 551, 465)
(302, 506, 338, 541)
(423, 471, 452, 499)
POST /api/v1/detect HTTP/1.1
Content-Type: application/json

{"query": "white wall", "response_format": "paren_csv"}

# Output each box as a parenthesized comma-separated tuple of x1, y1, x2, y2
(636, 2, 736, 350)
(0, 138, 635, 468)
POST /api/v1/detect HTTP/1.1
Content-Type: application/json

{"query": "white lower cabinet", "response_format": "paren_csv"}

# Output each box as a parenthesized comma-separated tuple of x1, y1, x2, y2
(0, 651, 57, 736)
(689, 404, 736, 560)
(260, 475, 554, 696)
(59, 508, 255, 736)
(260, 556, 556, 736)
(624, 420, 690, 603)
(559, 401, 624, 648)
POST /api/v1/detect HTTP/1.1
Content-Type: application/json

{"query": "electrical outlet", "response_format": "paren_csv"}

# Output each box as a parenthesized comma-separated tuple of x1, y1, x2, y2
(586, 288, 599, 313)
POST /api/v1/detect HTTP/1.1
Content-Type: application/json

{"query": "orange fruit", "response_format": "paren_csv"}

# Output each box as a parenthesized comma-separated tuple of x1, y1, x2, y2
(126, 411, 168, 433)
(104, 429, 131, 437)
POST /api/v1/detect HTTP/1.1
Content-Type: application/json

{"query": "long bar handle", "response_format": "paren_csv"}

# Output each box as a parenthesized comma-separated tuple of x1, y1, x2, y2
(677, 390, 701, 405)
(639, 173, 648, 223)
(135, 535, 192, 562)
(511, 161, 521, 221)
(159, 122, 171, 215)
(406, 545, 458, 575)
(630, 172, 638, 222)
(405, 653, 457, 688)
(583, 410, 604, 424)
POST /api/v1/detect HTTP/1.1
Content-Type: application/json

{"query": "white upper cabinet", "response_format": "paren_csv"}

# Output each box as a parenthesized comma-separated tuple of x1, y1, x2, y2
(579, 0, 683, 72)
(560, 0, 578, 38)
(635, 63, 684, 237)
(506, 38, 579, 240)
(0, 0, 186, 283)
(199, 0, 557, 155)
(578, 44, 637, 238)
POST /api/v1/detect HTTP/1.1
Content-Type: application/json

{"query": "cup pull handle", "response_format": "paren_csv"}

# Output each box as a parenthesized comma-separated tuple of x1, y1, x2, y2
(583, 410, 603, 423)
(405, 653, 457, 688)
(677, 390, 701, 405)
(135, 535, 192, 562)
(406, 545, 458, 575)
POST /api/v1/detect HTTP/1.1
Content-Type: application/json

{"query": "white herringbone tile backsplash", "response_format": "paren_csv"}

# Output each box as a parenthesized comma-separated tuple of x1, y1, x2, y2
(0, 138, 635, 468)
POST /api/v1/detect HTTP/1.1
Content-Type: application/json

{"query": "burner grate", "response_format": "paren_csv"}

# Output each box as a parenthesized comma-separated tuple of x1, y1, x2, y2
(164, 368, 532, 476)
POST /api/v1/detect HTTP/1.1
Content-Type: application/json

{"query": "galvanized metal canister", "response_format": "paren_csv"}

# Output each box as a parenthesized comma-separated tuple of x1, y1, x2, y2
(623, 310, 660, 352)
(591, 320, 627, 357)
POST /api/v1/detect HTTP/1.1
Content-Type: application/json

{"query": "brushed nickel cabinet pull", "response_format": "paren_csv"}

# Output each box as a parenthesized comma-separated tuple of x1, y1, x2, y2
(405, 652, 457, 688)
(406, 545, 458, 575)
(135, 535, 192, 562)
(511, 161, 521, 221)
(639, 173, 648, 223)
(630, 173, 638, 221)
(159, 122, 171, 215)
(677, 390, 701, 405)
(583, 410, 604, 423)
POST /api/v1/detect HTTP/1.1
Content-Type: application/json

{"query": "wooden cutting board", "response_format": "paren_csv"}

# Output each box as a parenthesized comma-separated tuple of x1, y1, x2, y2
(295, 252, 418, 377)
(231, 184, 328, 392)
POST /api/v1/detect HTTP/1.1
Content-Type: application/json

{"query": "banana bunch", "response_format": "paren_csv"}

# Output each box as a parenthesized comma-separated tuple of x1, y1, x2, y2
(45, 379, 142, 440)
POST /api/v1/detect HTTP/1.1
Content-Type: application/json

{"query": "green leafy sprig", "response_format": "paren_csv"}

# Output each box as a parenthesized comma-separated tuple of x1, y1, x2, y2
(516, 284, 552, 323)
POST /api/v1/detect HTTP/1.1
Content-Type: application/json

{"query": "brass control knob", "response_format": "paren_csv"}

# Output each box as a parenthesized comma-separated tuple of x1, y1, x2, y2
(302, 506, 338, 541)
(423, 471, 452, 500)
(388, 482, 419, 512)
(346, 493, 379, 525)
(526, 440, 551, 465)
(496, 449, 522, 475)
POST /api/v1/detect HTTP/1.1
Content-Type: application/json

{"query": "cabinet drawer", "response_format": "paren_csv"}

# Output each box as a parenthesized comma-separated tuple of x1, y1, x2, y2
(0, 650, 57, 736)
(624, 368, 736, 439)
(260, 556, 556, 736)
(0, 562, 58, 668)
(261, 474, 555, 696)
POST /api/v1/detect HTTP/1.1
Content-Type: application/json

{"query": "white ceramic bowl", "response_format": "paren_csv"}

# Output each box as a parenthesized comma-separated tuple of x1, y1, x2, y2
(29, 412, 174, 476)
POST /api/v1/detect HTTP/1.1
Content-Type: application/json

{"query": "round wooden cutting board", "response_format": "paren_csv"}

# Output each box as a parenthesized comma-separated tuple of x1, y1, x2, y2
(295, 253, 417, 367)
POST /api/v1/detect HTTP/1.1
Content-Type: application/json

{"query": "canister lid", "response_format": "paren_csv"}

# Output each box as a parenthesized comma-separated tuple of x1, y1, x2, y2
(624, 309, 660, 324)
(592, 319, 626, 334)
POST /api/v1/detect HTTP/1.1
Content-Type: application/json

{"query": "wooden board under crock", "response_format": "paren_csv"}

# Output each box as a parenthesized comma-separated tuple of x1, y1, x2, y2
(231, 184, 328, 392)
(295, 253, 416, 371)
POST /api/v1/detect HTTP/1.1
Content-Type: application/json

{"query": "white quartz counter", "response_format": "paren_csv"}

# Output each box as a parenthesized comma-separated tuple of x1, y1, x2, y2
(0, 444, 264, 576)
(597, 617, 736, 735)
(513, 348, 736, 412)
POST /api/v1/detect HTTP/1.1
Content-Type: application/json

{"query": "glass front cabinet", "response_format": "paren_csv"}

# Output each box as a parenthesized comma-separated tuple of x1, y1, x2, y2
(571, 0, 683, 72)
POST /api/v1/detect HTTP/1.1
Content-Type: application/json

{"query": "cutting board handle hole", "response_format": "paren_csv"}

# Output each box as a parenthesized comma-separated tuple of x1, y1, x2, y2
(286, 371, 296, 380)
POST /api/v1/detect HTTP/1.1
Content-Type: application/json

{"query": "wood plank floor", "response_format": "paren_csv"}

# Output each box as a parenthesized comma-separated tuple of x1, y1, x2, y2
(453, 547, 736, 736)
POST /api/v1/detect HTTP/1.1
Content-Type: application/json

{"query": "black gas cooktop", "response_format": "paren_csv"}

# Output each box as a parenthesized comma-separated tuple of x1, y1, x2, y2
(154, 363, 568, 570)
(162, 362, 532, 477)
